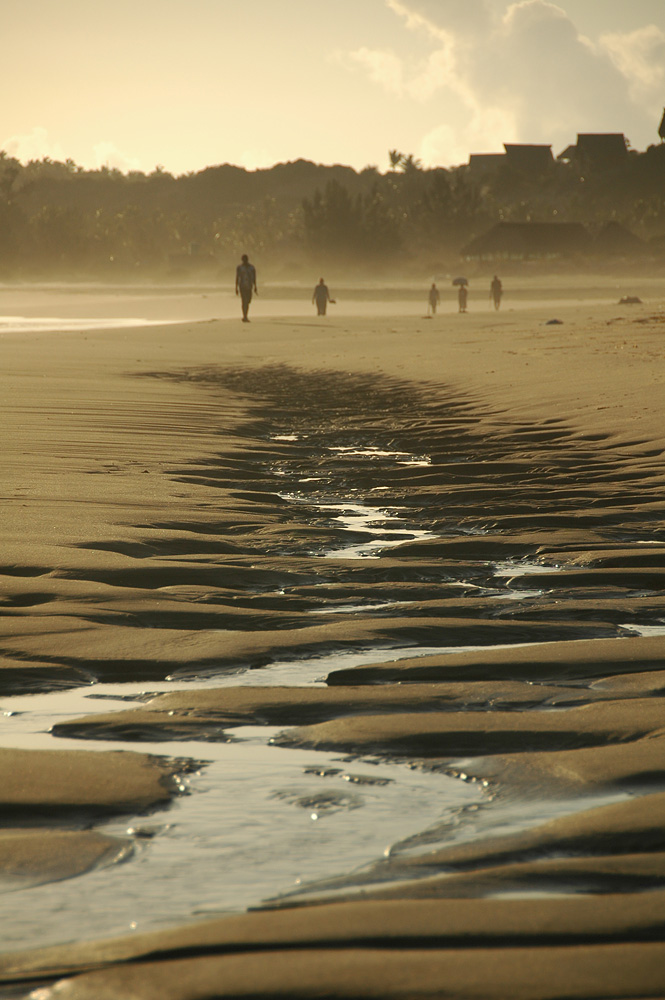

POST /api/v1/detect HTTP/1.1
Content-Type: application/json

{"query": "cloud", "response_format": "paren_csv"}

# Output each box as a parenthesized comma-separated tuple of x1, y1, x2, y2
(386, 0, 494, 38)
(93, 141, 142, 172)
(338, 44, 457, 103)
(421, 106, 518, 167)
(407, 47, 458, 100)
(339, 47, 405, 96)
(600, 25, 665, 107)
(2, 126, 65, 163)
(335, 12, 467, 112)
(502, 0, 572, 35)
(237, 148, 280, 171)
(340, 0, 663, 166)
(469, 2, 658, 147)
(382, 0, 474, 103)
(468, 3, 624, 140)
(1, 129, 143, 173)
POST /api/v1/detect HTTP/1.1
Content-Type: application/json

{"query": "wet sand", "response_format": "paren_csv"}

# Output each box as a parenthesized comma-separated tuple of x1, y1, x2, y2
(2, 278, 665, 997)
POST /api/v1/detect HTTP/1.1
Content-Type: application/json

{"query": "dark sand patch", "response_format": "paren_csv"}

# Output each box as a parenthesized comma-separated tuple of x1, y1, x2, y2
(48, 686, 665, 806)
(48, 680, 583, 742)
(0, 614, 619, 686)
(3, 892, 665, 987)
(0, 829, 132, 889)
(0, 656, 93, 695)
(275, 697, 665, 758)
(326, 634, 665, 685)
(0, 746, 185, 820)
(15, 942, 665, 1000)
(591, 669, 665, 696)
(456, 732, 665, 794)
(323, 852, 665, 899)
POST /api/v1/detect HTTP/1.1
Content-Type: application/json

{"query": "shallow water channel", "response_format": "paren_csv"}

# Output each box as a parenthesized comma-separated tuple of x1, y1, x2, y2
(2, 364, 662, 955)
(0, 483, 493, 951)
(0, 671, 485, 949)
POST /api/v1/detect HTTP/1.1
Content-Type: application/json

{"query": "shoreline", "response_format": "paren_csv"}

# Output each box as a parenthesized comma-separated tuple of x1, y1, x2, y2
(1, 271, 664, 326)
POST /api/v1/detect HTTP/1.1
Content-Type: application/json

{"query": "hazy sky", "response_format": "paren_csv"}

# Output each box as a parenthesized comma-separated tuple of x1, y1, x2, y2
(4, 0, 665, 175)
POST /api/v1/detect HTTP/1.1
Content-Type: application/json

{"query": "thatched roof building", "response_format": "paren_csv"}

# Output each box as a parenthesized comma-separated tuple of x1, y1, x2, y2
(595, 221, 645, 255)
(461, 222, 592, 260)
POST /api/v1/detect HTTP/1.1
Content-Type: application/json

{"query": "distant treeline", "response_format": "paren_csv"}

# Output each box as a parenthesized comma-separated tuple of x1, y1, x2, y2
(1, 145, 664, 279)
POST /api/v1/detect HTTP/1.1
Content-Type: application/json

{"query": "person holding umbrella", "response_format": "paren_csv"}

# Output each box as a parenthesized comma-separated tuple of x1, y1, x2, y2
(453, 276, 468, 313)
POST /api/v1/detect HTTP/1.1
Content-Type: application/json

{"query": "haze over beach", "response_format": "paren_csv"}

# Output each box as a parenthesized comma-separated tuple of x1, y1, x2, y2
(2, 2, 665, 999)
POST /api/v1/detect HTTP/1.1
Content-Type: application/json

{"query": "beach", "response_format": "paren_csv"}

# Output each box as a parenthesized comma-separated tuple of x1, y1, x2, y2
(2, 275, 665, 998)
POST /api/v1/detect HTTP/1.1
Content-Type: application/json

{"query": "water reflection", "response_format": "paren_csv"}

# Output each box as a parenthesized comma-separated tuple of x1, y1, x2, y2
(0, 725, 481, 951)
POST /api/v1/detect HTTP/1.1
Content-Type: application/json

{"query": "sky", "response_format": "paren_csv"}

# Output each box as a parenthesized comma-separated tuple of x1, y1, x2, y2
(4, 0, 665, 176)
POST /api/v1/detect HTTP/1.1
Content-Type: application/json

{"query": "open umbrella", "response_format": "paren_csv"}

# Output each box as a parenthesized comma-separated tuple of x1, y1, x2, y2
(452, 276, 468, 286)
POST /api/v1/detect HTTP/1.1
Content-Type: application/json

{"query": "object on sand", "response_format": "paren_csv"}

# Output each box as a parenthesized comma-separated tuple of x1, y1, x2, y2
(619, 296, 642, 305)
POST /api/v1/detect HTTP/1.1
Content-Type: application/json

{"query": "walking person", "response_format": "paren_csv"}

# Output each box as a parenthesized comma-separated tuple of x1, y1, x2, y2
(312, 278, 333, 316)
(235, 254, 257, 322)
(428, 282, 440, 315)
(490, 274, 503, 311)
(458, 283, 468, 313)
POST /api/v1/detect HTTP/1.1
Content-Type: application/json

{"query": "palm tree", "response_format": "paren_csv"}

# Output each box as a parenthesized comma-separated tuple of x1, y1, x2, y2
(400, 153, 423, 174)
(388, 149, 404, 171)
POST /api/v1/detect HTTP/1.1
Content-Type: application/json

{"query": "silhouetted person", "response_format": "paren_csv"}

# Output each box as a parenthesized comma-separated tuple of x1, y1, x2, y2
(235, 254, 257, 322)
(428, 283, 440, 315)
(312, 278, 332, 315)
(490, 275, 502, 310)
(458, 284, 468, 313)
(659, 107, 665, 142)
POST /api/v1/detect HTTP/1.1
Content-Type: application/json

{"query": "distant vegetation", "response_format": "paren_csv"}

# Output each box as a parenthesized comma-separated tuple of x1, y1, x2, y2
(1, 144, 664, 280)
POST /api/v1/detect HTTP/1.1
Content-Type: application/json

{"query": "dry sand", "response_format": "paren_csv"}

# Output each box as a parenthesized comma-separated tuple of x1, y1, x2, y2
(2, 277, 665, 997)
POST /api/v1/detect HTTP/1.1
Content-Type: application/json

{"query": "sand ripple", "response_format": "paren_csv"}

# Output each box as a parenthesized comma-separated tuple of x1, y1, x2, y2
(3, 363, 665, 996)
